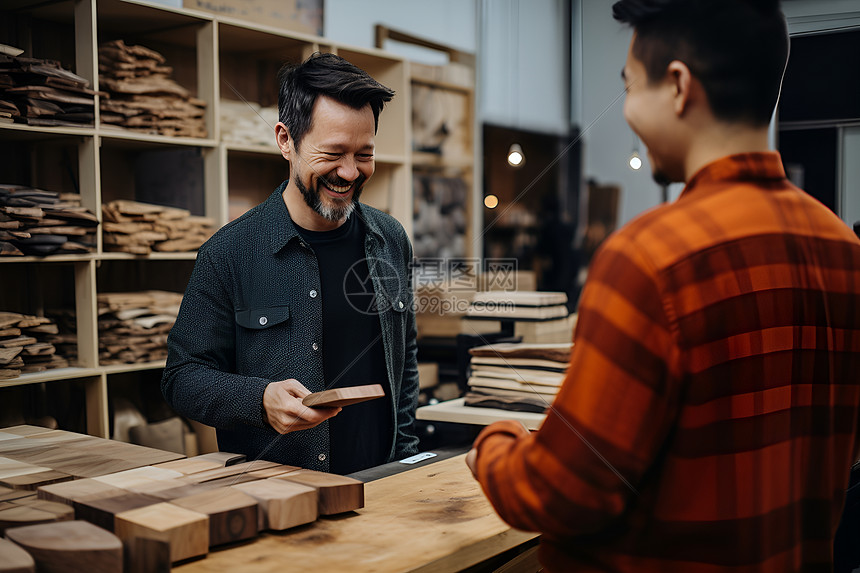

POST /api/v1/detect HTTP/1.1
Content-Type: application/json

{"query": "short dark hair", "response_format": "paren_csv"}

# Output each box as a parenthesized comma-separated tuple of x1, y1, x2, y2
(277, 52, 395, 150)
(613, 0, 789, 126)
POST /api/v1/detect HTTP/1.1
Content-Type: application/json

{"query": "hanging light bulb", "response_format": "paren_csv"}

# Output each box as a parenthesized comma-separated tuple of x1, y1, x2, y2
(507, 143, 525, 167)
(628, 133, 642, 170)
(484, 194, 499, 209)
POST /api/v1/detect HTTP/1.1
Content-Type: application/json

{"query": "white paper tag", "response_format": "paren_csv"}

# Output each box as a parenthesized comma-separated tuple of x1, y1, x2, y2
(398, 452, 438, 465)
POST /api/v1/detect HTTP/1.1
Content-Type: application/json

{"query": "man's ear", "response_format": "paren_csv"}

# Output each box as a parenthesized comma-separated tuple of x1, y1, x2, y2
(667, 60, 692, 117)
(275, 122, 292, 161)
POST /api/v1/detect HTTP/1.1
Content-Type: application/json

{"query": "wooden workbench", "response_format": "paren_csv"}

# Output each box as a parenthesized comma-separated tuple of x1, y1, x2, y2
(175, 454, 538, 572)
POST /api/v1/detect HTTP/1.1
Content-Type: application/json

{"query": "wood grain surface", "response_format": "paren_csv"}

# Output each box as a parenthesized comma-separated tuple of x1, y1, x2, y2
(276, 470, 364, 515)
(74, 491, 161, 532)
(231, 479, 318, 531)
(170, 488, 259, 547)
(37, 478, 125, 506)
(0, 537, 35, 573)
(114, 502, 209, 563)
(0, 470, 72, 490)
(175, 455, 538, 573)
(302, 384, 385, 408)
(5, 520, 123, 573)
(184, 461, 281, 484)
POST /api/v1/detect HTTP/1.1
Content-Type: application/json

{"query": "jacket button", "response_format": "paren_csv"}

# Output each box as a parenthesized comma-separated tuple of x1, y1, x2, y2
(312, 342, 319, 351)
(318, 453, 326, 462)
(259, 316, 268, 326)
(398, 301, 404, 309)
(310, 289, 317, 298)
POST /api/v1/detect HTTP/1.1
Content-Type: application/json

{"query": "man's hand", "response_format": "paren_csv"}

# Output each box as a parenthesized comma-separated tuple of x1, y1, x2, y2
(263, 379, 341, 434)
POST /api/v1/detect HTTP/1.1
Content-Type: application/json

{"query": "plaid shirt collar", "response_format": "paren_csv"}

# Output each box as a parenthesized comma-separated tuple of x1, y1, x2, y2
(681, 152, 787, 200)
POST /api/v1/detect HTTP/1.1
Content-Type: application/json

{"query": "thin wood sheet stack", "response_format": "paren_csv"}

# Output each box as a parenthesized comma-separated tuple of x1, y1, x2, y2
(0, 185, 99, 256)
(0, 313, 69, 380)
(98, 40, 207, 138)
(465, 342, 572, 413)
(0, 426, 365, 569)
(102, 199, 214, 254)
(466, 291, 570, 321)
(0, 53, 103, 127)
(219, 99, 278, 148)
(97, 291, 183, 365)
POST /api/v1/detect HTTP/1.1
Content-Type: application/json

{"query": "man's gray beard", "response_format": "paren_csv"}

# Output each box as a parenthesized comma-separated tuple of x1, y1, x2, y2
(296, 173, 360, 222)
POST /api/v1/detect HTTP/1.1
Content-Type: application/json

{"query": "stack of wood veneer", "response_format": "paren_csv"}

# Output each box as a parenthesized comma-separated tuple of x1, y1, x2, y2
(96, 290, 184, 365)
(0, 425, 364, 570)
(0, 53, 103, 127)
(0, 313, 69, 379)
(102, 199, 214, 254)
(0, 185, 99, 256)
(464, 342, 572, 413)
(98, 40, 207, 138)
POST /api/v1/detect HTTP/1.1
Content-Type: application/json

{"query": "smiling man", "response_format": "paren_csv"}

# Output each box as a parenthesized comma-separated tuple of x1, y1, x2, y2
(467, 1, 860, 571)
(163, 53, 419, 475)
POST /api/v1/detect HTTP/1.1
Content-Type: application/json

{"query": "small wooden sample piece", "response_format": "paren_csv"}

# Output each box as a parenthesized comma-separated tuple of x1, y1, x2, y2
(277, 470, 365, 515)
(0, 498, 73, 533)
(232, 478, 318, 531)
(170, 487, 258, 547)
(37, 478, 125, 506)
(0, 537, 35, 573)
(183, 460, 281, 484)
(0, 470, 72, 490)
(5, 520, 123, 573)
(74, 492, 160, 531)
(114, 502, 209, 563)
(302, 384, 385, 408)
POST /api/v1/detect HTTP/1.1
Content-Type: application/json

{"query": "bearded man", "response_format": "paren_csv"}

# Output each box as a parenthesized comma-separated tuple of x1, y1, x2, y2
(163, 53, 419, 474)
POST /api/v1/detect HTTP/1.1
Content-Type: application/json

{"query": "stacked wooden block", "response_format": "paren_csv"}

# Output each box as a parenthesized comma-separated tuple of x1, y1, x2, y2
(0, 426, 364, 571)
(97, 291, 183, 365)
(0, 185, 99, 256)
(102, 199, 214, 254)
(98, 40, 207, 138)
(0, 313, 70, 379)
(0, 53, 103, 127)
(219, 99, 278, 148)
(464, 342, 572, 413)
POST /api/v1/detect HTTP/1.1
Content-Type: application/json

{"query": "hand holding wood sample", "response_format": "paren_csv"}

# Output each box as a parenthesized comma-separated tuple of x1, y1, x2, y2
(302, 384, 385, 408)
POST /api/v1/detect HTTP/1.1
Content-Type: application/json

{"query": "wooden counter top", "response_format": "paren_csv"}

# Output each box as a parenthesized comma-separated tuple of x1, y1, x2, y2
(175, 454, 538, 572)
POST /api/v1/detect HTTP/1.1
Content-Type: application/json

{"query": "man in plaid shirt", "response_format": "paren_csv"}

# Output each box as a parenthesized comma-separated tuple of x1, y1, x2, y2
(467, 1, 860, 571)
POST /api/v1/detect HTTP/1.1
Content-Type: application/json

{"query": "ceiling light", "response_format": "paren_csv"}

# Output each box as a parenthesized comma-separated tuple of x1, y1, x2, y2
(484, 195, 499, 209)
(507, 143, 524, 167)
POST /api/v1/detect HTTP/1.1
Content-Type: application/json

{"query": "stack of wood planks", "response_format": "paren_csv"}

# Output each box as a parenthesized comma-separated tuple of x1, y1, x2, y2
(0, 312, 70, 379)
(96, 290, 184, 365)
(98, 40, 207, 138)
(102, 199, 214, 254)
(219, 99, 278, 148)
(0, 53, 104, 127)
(0, 185, 99, 256)
(0, 425, 364, 568)
(464, 342, 572, 413)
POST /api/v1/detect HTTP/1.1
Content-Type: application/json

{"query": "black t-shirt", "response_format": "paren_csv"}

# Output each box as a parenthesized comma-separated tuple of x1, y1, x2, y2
(296, 214, 392, 474)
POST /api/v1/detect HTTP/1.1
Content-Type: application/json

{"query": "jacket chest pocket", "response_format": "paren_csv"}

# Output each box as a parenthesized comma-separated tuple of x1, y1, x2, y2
(235, 305, 291, 378)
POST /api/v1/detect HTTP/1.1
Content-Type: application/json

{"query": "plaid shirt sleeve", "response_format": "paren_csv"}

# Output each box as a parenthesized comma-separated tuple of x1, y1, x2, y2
(473, 228, 678, 538)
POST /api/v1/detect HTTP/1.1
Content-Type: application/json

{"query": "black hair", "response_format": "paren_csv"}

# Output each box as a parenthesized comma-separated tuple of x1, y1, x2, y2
(277, 52, 395, 150)
(612, 0, 789, 126)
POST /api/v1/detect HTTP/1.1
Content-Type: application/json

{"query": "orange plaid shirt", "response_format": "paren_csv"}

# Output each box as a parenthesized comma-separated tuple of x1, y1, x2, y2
(473, 152, 860, 572)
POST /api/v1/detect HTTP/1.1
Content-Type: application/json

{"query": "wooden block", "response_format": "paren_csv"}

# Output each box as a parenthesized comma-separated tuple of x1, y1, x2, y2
(0, 502, 73, 533)
(114, 502, 208, 563)
(92, 466, 184, 490)
(0, 486, 35, 503)
(74, 492, 160, 532)
(277, 470, 364, 515)
(302, 384, 385, 408)
(0, 470, 72, 490)
(245, 464, 301, 479)
(170, 487, 258, 547)
(0, 537, 35, 573)
(37, 478, 125, 506)
(0, 458, 50, 480)
(5, 520, 122, 573)
(192, 451, 246, 467)
(184, 460, 281, 484)
(153, 457, 223, 475)
(232, 478, 318, 531)
(125, 536, 170, 573)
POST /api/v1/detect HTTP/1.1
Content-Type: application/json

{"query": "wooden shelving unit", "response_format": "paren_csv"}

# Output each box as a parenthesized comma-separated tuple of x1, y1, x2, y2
(0, 0, 412, 438)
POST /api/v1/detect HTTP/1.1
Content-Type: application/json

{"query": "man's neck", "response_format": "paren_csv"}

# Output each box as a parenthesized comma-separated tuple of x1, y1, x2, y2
(282, 184, 346, 232)
(684, 123, 771, 182)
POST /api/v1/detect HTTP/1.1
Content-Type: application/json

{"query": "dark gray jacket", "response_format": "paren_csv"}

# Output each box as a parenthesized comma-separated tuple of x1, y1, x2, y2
(162, 183, 419, 471)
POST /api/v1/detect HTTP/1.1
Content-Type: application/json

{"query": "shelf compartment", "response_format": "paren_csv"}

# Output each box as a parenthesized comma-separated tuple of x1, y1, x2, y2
(226, 147, 287, 221)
